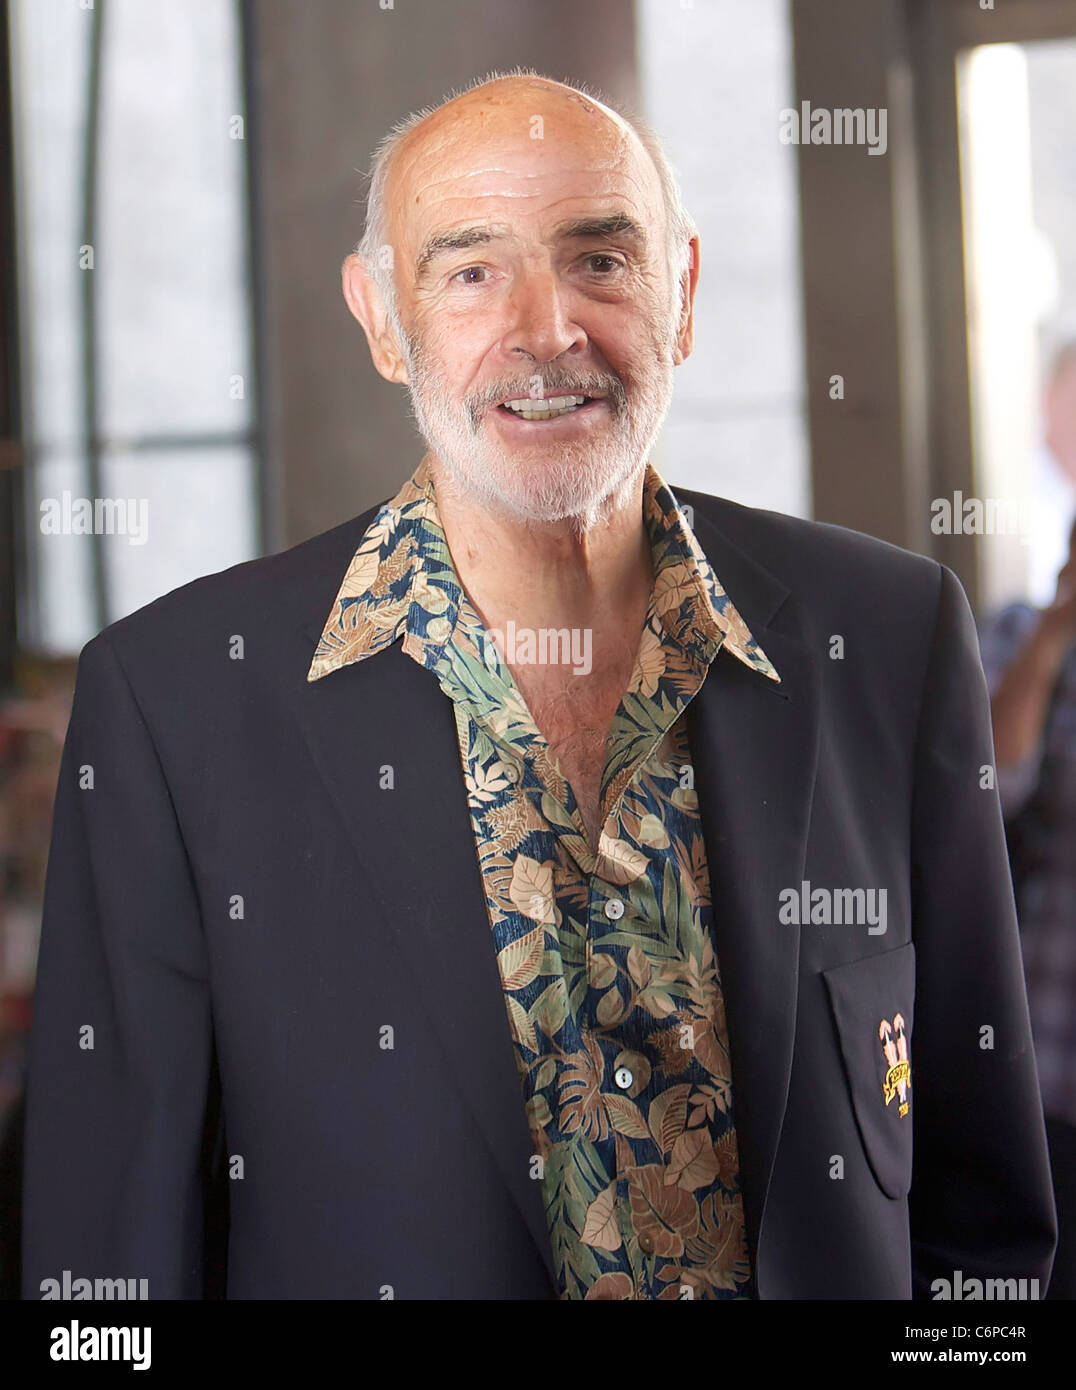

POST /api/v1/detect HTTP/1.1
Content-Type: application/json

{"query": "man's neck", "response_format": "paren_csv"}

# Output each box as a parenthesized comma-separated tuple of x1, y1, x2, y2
(426, 454, 654, 637)
(426, 453, 656, 849)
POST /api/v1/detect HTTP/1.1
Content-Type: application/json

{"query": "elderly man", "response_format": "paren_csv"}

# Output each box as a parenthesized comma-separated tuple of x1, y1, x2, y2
(22, 71, 1055, 1301)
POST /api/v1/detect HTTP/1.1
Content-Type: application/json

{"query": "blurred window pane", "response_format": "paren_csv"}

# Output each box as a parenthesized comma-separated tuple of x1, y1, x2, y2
(637, 0, 808, 517)
(10, 0, 259, 653)
(959, 38, 1076, 613)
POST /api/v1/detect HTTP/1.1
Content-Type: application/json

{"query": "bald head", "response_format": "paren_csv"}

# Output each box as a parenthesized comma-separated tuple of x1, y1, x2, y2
(386, 76, 662, 248)
(354, 70, 695, 341)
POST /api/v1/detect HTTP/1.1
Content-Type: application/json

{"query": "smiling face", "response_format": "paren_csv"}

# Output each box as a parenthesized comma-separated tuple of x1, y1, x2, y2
(344, 78, 698, 525)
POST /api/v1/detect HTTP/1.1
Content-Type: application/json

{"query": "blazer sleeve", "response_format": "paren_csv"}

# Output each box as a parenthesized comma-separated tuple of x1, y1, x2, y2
(907, 564, 1057, 1298)
(21, 632, 215, 1299)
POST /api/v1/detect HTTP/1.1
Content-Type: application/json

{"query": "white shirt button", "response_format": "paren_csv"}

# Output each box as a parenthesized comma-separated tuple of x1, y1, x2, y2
(614, 1066, 634, 1090)
(604, 898, 625, 921)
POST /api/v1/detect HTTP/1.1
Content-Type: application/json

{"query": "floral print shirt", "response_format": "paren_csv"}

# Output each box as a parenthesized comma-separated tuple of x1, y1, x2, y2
(308, 456, 781, 1299)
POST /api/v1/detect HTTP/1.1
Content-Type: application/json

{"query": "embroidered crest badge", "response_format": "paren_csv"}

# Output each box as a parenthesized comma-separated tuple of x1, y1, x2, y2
(878, 1014, 911, 1117)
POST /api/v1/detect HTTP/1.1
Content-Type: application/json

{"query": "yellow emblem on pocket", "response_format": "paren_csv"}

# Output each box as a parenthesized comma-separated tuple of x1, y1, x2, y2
(879, 1014, 911, 1117)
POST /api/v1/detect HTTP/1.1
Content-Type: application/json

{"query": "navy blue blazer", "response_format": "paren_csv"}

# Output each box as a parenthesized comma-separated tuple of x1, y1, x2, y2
(21, 485, 1057, 1298)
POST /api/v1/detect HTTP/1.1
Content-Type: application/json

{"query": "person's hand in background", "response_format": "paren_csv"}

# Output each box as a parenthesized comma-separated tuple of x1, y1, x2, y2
(990, 516, 1076, 770)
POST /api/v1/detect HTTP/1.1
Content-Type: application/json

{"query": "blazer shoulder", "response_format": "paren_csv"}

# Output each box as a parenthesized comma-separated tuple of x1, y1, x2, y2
(672, 484, 944, 608)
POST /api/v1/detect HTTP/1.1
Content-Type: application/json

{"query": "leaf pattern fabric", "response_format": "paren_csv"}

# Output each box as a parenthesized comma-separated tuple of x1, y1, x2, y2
(308, 456, 781, 1298)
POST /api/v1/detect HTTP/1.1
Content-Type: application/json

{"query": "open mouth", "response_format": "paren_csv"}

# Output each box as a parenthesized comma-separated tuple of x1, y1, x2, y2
(496, 394, 600, 422)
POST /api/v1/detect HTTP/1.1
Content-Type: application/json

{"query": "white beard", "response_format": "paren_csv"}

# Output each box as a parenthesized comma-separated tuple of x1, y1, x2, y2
(396, 316, 678, 529)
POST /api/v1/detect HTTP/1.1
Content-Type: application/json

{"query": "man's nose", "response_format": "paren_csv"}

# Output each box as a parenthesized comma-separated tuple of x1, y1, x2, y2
(500, 267, 586, 362)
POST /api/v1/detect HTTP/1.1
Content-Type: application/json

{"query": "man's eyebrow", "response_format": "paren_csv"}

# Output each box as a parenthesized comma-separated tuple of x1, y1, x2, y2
(415, 226, 508, 279)
(552, 213, 648, 246)
(414, 213, 649, 280)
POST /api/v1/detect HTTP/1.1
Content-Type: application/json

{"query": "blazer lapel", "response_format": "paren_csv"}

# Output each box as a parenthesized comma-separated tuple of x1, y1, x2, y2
(686, 506, 821, 1280)
(290, 634, 556, 1286)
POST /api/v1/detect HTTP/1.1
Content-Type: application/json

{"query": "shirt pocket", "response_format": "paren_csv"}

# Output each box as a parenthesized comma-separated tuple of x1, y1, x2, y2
(822, 941, 916, 1200)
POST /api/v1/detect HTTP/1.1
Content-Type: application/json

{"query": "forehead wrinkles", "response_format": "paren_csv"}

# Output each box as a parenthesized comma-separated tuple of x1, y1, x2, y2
(388, 107, 663, 248)
(412, 173, 655, 241)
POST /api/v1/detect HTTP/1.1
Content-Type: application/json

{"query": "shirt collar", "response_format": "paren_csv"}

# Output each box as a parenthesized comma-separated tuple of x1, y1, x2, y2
(307, 456, 780, 685)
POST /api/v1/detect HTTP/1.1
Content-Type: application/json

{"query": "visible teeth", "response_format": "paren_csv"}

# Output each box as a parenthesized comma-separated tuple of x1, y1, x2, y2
(503, 394, 587, 420)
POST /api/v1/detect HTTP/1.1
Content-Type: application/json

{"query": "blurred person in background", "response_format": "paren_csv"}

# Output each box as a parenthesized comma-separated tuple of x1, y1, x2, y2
(1028, 343, 1076, 609)
(980, 512, 1076, 1299)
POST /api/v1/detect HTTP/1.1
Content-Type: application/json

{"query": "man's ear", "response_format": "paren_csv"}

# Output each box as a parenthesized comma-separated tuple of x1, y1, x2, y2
(672, 234, 700, 366)
(341, 251, 409, 385)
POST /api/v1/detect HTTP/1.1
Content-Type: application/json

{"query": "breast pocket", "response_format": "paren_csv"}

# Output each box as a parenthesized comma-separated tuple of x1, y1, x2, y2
(822, 941, 915, 1200)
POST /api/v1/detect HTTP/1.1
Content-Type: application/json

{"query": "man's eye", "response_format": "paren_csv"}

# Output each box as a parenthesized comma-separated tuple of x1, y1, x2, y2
(584, 254, 624, 274)
(452, 266, 488, 284)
